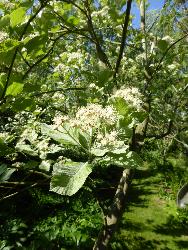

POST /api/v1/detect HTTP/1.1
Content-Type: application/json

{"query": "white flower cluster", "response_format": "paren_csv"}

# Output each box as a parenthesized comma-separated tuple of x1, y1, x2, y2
(54, 63, 64, 72)
(112, 87, 143, 110)
(0, 31, 8, 42)
(91, 6, 110, 18)
(52, 104, 122, 148)
(1, 0, 15, 9)
(96, 130, 120, 147)
(53, 50, 86, 73)
(53, 104, 117, 132)
(167, 63, 179, 71)
(29, 31, 40, 39)
(74, 103, 117, 130)
(89, 83, 99, 90)
(53, 115, 69, 128)
(67, 52, 82, 63)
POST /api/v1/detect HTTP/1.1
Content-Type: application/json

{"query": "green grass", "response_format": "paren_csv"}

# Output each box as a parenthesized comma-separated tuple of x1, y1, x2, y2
(111, 168, 188, 250)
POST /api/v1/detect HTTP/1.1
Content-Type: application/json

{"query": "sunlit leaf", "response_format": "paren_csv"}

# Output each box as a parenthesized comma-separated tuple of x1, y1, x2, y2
(6, 82, 24, 96)
(15, 143, 38, 156)
(10, 7, 26, 28)
(50, 161, 92, 196)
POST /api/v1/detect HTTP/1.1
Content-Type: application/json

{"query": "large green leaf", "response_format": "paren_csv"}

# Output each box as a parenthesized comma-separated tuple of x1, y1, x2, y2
(6, 82, 24, 96)
(91, 148, 109, 157)
(50, 161, 92, 196)
(0, 39, 20, 53)
(77, 130, 90, 150)
(10, 7, 26, 28)
(100, 147, 142, 168)
(96, 66, 113, 86)
(41, 123, 89, 150)
(25, 35, 47, 53)
(0, 73, 6, 92)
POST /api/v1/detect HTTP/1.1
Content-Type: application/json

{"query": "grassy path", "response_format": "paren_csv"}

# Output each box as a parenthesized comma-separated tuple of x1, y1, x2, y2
(111, 168, 188, 250)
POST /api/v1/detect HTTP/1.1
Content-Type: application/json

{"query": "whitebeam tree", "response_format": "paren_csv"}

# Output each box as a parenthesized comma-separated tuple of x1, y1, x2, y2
(0, 0, 188, 248)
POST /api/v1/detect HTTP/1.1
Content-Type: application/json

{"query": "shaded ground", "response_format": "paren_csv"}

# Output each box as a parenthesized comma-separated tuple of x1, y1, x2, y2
(110, 168, 188, 250)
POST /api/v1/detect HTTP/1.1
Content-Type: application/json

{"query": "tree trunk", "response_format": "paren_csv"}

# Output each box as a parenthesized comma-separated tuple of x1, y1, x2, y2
(93, 169, 132, 250)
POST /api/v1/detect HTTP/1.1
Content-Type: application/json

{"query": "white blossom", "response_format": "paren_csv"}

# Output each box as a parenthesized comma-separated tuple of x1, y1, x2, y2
(0, 31, 8, 42)
(167, 63, 179, 70)
(112, 87, 143, 110)
(162, 36, 174, 44)
(52, 103, 117, 133)
(53, 115, 69, 128)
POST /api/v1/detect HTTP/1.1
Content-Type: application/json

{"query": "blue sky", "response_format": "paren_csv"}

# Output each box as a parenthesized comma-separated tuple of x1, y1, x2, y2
(131, 0, 165, 28)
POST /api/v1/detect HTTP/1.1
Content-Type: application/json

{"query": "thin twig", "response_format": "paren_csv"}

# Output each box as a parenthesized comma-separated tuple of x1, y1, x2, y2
(22, 34, 65, 80)
(154, 33, 188, 75)
(18, 50, 31, 67)
(0, 182, 38, 202)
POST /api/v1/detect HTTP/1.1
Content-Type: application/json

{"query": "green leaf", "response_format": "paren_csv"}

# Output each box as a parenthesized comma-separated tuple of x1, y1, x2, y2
(68, 16, 80, 25)
(0, 164, 16, 182)
(0, 15, 10, 29)
(25, 35, 47, 53)
(125, 151, 142, 168)
(6, 82, 24, 96)
(78, 131, 90, 150)
(39, 160, 51, 172)
(157, 39, 169, 51)
(0, 164, 7, 176)
(15, 143, 38, 157)
(10, 7, 26, 28)
(100, 148, 142, 168)
(0, 138, 14, 156)
(0, 73, 6, 92)
(11, 98, 36, 112)
(50, 161, 92, 196)
(91, 148, 109, 157)
(41, 124, 81, 147)
(0, 39, 21, 53)
(112, 97, 130, 116)
(97, 67, 113, 86)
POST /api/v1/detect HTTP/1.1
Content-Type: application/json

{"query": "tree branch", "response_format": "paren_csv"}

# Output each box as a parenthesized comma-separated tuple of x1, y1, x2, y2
(113, 0, 133, 79)
(147, 120, 173, 139)
(152, 33, 188, 80)
(22, 34, 64, 80)
(84, 0, 112, 69)
(0, 182, 38, 202)
(18, 50, 31, 67)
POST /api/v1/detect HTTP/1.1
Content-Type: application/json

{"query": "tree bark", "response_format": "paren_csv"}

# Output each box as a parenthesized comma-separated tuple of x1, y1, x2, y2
(93, 169, 132, 250)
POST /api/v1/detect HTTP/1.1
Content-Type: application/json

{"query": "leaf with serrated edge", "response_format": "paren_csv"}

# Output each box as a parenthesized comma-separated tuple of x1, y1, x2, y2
(50, 161, 92, 196)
